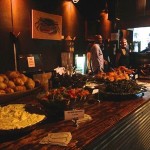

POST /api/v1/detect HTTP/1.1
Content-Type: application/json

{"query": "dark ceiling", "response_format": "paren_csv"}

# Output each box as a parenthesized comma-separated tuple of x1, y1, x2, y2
(74, 0, 107, 20)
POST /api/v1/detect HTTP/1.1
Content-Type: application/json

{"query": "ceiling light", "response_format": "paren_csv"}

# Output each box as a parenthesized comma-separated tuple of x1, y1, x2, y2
(116, 18, 120, 21)
(72, 0, 79, 3)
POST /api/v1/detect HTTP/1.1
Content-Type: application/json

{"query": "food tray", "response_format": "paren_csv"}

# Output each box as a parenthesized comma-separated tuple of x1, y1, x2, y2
(0, 84, 42, 104)
(99, 88, 146, 101)
(0, 104, 46, 142)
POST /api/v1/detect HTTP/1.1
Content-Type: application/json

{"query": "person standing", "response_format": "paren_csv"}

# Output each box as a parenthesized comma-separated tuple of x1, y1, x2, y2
(115, 38, 130, 67)
(90, 35, 104, 74)
(86, 40, 94, 74)
(103, 39, 111, 72)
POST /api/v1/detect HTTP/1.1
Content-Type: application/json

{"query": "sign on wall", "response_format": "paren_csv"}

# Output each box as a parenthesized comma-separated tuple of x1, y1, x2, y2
(32, 10, 62, 40)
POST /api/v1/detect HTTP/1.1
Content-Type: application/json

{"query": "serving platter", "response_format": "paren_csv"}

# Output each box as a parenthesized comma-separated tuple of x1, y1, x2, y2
(0, 84, 42, 104)
(99, 88, 147, 101)
(0, 104, 46, 142)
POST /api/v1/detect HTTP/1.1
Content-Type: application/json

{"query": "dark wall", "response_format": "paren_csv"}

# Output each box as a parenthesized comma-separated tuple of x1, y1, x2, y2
(116, 0, 150, 29)
(0, 0, 85, 73)
(0, 0, 14, 72)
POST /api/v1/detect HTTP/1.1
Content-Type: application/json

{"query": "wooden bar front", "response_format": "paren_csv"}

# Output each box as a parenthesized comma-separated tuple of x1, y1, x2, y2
(0, 84, 150, 150)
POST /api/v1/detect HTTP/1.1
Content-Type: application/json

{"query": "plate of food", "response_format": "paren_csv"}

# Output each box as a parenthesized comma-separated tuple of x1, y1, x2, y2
(0, 104, 46, 141)
(37, 87, 90, 120)
(0, 71, 42, 104)
(99, 80, 147, 100)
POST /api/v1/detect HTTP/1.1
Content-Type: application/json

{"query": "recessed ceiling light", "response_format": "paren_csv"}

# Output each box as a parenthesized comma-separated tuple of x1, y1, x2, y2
(72, 0, 79, 3)
(116, 18, 120, 21)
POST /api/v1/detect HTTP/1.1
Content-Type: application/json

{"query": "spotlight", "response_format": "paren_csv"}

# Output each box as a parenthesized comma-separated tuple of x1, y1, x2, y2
(72, 0, 79, 3)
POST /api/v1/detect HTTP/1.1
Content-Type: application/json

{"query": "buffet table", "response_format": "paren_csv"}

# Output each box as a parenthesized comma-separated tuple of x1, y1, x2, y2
(0, 80, 150, 150)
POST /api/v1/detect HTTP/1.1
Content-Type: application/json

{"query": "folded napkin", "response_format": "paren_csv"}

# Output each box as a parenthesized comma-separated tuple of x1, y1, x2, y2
(40, 132, 72, 146)
(73, 114, 92, 124)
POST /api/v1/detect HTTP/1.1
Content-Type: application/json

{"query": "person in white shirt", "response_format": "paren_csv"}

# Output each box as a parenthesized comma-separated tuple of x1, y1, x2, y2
(90, 35, 104, 74)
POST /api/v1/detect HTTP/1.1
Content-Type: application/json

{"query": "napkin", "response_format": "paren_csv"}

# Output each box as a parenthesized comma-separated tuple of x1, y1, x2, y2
(40, 132, 72, 146)
(73, 114, 92, 124)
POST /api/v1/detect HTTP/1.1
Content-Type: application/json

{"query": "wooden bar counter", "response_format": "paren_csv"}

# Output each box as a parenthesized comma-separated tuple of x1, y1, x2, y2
(0, 81, 150, 150)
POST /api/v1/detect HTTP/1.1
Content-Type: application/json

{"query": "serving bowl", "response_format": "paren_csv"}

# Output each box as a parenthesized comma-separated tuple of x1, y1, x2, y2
(0, 104, 46, 142)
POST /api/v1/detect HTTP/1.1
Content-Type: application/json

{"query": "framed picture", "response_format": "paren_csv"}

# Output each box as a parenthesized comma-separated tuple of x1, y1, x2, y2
(32, 10, 62, 40)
